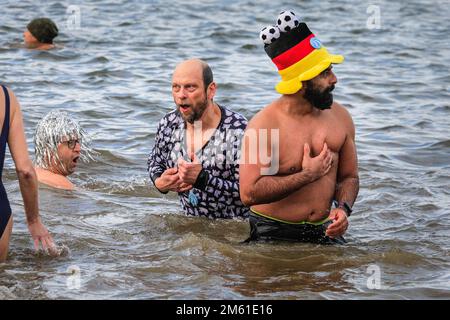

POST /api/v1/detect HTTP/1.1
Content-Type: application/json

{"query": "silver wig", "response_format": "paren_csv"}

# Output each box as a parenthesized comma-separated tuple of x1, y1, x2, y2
(34, 110, 95, 170)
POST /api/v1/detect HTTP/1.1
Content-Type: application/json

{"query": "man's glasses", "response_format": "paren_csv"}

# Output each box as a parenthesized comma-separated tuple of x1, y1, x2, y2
(63, 139, 81, 150)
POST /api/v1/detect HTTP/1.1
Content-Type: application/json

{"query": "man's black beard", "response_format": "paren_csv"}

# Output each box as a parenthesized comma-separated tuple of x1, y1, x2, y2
(304, 82, 335, 110)
(179, 99, 208, 124)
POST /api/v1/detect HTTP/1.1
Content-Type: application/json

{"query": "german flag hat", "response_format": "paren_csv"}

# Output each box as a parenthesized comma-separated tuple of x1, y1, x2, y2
(260, 11, 344, 95)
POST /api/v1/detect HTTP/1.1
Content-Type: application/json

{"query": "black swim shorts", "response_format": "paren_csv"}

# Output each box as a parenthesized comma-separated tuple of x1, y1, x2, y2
(245, 210, 346, 245)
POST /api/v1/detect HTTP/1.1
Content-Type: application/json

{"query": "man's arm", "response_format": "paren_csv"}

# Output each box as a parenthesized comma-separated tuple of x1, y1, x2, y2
(147, 117, 191, 194)
(325, 107, 358, 238)
(240, 143, 332, 206)
(242, 169, 316, 206)
(334, 109, 359, 208)
(147, 118, 170, 193)
(178, 133, 243, 199)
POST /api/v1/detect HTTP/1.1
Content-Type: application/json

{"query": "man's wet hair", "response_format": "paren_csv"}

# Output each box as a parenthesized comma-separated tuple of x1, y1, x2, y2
(202, 63, 213, 92)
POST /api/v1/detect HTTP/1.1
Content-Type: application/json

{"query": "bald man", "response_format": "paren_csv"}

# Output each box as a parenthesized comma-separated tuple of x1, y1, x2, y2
(147, 59, 249, 219)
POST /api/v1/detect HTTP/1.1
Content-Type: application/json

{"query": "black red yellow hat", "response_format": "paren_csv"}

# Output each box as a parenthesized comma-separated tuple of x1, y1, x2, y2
(261, 11, 344, 95)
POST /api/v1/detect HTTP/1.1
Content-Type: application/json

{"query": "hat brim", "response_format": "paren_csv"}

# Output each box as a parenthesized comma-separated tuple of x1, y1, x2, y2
(275, 54, 344, 95)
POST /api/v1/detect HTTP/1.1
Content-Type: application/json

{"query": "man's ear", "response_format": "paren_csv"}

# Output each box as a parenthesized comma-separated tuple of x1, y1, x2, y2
(207, 82, 216, 101)
(299, 81, 307, 94)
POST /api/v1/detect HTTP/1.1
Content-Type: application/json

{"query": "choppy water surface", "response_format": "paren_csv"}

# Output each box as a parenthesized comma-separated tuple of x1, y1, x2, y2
(0, 0, 449, 299)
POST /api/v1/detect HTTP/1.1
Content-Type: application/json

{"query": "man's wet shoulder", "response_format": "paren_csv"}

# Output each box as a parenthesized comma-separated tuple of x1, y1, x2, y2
(159, 109, 183, 128)
(221, 106, 248, 130)
(247, 103, 281, 129)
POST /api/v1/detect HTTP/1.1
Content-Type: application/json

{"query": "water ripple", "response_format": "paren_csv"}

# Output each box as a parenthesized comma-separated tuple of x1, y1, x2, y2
(0, 0, 449, 300)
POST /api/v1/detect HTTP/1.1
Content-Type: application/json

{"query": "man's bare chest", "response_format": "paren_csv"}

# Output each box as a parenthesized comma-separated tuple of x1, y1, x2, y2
(276, 118, 346, 174)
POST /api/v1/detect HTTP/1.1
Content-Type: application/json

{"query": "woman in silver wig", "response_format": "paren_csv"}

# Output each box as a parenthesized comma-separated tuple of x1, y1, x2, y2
(34, 110, 94, 190)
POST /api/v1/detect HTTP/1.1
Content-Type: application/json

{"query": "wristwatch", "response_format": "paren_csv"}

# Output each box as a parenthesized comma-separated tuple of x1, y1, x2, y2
(194, 169, 209, 190)
(338, 201, 353, 218)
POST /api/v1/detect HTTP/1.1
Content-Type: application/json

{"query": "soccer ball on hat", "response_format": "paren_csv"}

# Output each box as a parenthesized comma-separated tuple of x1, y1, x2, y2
(259, 25, 281, 45)
(277, 10, 299, 33)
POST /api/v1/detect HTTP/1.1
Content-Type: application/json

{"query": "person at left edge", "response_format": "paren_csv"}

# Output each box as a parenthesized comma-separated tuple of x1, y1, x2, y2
(0, 85, 56, 261)
(147, 59, 249, 219)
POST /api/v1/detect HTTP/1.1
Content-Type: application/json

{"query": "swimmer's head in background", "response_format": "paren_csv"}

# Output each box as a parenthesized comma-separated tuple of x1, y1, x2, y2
(34, 110, 95, 171)
(259, 10, 344, 95)
(27, 18, 59, 44)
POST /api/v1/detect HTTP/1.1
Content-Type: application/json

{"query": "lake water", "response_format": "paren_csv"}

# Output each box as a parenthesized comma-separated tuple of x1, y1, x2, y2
(0, 0, 449, 299)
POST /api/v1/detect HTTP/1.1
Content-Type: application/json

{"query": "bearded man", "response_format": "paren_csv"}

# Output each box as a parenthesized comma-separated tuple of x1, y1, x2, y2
(239, 12, 359, 244)
(147, 59, 249, 219)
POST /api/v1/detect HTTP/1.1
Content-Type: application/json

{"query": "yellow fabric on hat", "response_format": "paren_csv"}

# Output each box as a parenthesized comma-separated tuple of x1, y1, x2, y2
(275, 47, 344, 95)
